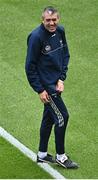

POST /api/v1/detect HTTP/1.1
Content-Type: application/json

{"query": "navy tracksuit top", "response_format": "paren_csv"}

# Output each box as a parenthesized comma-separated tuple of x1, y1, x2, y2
(25, 24, 70, 94)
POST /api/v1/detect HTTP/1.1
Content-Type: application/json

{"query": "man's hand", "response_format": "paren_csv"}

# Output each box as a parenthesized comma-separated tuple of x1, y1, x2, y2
(56, 79, 64, 93)
(39, 90, 50, 103)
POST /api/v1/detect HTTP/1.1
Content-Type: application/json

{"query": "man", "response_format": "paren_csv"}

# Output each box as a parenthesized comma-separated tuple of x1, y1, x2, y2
(25, 6, 78, 169)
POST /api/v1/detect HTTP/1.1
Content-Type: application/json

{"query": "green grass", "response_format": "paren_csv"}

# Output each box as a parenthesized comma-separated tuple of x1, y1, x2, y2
(0, 137, 52, 179)
(0, 0, 98, 179)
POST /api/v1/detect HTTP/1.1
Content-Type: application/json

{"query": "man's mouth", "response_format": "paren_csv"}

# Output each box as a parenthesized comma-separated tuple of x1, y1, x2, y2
(50, 26, 55, 29)
(49, 26, 56, 30)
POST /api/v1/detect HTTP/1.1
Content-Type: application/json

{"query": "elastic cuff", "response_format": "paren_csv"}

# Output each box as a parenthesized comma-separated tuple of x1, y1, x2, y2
(38, 89, 45, 94)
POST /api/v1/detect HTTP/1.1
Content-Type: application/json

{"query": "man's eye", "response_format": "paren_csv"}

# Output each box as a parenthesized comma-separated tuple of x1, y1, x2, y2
(52, 18, 57, 21)
(46, 18, 57, 22)
(46, 19, 51, 22)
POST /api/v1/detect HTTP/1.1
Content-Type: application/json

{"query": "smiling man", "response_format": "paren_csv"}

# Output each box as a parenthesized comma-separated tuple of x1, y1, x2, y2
(25, 6, 79, 169)
(42, 8, 59, 32)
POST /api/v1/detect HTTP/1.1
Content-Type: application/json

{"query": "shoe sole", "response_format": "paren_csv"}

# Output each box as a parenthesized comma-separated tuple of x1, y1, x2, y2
(56, 159, 67, 168)
(37, 157, 55, 163)
(56, 159, 79, 169)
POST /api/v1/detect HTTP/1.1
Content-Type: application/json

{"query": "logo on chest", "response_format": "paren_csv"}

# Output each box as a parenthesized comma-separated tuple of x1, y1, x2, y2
(45, 45, 51, 52)
(60, 39, 63, 47)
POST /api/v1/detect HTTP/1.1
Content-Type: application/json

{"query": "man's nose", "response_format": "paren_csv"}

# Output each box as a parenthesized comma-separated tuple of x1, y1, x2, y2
(50, 20, 54, 25)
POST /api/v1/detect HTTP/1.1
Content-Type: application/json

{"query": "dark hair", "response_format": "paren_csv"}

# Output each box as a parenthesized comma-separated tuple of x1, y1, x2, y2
(42, 6, 59, 19)
(43, 6, 58, 14)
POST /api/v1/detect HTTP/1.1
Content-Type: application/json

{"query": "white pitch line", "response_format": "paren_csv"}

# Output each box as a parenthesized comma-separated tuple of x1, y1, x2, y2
(0, 126, 66, 179)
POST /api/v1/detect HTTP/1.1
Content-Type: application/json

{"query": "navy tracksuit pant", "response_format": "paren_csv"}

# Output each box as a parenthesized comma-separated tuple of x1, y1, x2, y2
(39, 94, 69, 154)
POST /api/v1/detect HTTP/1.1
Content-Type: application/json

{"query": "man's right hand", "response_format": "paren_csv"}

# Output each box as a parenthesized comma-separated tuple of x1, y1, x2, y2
(39, 90, 50, 103)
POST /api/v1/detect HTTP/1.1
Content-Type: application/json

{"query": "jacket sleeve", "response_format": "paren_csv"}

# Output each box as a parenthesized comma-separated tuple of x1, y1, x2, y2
(59, 28, 70, 81)
(25, 32, 45, 93)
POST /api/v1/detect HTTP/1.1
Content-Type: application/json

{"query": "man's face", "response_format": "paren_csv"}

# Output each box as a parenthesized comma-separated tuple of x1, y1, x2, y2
(42, 11, 60, 32)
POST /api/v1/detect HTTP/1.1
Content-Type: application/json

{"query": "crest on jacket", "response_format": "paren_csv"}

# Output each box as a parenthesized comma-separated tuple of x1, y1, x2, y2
(45, 45, 51, 52)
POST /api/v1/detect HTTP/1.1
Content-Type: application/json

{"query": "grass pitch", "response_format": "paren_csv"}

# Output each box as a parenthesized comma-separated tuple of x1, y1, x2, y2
(0, 0, 98, 179)
(0, 137, 52, 179)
